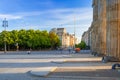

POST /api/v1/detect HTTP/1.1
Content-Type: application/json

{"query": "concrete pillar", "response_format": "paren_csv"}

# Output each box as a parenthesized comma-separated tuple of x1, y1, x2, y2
(92, 0, 99, 53)
(106, 0, 120, 60)
(98, 0, 106, 55)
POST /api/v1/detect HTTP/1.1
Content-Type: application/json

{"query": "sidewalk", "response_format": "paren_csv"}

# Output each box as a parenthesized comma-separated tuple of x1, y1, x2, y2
(0, 53, 119, 80)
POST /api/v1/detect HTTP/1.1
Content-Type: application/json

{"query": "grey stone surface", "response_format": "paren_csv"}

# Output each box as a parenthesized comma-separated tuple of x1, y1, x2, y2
(0, 51, 119, 80)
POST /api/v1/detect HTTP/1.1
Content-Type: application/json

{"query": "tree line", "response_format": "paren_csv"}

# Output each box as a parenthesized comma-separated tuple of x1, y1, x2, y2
(75, 41, 87, 50)
(0, 29, 61, 51)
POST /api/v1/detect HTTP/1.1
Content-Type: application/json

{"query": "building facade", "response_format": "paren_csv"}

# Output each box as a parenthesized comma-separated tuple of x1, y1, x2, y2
(81, 31, 89, 46)
(50, 28, 75, 48)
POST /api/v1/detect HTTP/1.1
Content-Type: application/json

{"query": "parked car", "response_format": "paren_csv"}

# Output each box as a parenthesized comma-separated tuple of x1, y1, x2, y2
(75, 48, 80, 53)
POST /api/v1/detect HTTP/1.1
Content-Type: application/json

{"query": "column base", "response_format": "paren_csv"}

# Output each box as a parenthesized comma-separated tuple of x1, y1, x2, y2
(102, 56, 120, 63)
(91, 52, 105, 57)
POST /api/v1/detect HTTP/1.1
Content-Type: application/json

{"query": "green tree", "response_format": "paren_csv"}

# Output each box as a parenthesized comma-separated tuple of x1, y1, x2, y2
(18, 29, 27, 49)
(76, 41, 86, 50)
(0, 29, 60, 50)
(0, 32, 4, 50)
(49, 32, 60, 49)
(79, 41, 86, 49)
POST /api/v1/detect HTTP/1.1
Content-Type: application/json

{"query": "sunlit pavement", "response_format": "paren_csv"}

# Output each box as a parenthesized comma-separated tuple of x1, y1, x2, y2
(0, 51, 120, 80)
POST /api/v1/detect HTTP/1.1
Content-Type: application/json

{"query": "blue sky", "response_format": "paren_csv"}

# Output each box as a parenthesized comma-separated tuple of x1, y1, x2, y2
(0, 0, 93, 41)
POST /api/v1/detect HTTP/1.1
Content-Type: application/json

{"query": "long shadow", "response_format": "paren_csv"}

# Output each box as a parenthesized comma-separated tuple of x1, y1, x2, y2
(0, 60, 109, 68)
(0, 50, 71, 55)
(50, 69, 120, 78)
(0, 69, 120, 80)
(0, 62, 59, 68)
(0, 72, 48, 80)
(0, 70, 120, 80)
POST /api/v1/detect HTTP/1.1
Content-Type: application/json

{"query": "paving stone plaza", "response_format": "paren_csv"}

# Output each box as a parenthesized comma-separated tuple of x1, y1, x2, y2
(0, 51, 120, 80)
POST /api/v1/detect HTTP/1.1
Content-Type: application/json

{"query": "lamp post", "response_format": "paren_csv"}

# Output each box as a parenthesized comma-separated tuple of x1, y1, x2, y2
(15, 43, 19, 51)
(74, 16, 76, 50)
(2, 18, 8, 53)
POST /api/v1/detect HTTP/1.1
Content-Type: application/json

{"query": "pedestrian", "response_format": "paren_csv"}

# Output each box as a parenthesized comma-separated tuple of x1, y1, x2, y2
(27, 48, 32, 54)
(68, 48, 71, 54)
(60, 48, 62, 54)
(27, 51, 31, 54)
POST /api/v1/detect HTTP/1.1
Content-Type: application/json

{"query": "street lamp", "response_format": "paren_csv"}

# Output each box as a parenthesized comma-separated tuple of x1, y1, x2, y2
(2, 18, 8, 53)
(74, 16, 76, 50)
(15, 43, 19, 51)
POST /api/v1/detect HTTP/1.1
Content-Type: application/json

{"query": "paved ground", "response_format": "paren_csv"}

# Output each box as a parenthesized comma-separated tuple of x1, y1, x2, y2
(0, 50, 120, 80)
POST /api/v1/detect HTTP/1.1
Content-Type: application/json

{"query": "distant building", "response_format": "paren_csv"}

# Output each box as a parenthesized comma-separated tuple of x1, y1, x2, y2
(50, 28, 57, 33)
(50, 28, 76, 48)
(81, 31, 89, 46)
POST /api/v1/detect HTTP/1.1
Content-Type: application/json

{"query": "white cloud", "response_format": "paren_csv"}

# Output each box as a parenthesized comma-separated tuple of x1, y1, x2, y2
(14, 7, 92, 20)
(16, 7, 92, 34)
(0, 7, 92, 40)
(10, 7, 92, 28)
(0, 14, 22, 20)
(42, 7, 92, 25)
(0, 7, 92, 22)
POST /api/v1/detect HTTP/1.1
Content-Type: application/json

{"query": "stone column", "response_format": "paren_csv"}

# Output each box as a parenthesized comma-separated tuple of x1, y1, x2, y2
(106, 0, 120, 60)
(92, 0, 99, 53)
(98, 0, 106, 55)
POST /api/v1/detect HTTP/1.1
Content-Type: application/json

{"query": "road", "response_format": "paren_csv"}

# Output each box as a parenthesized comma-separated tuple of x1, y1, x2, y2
(0, 50, 119, 80)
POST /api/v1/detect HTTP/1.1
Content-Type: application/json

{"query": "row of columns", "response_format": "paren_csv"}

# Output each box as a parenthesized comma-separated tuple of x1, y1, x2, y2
(89, 0, 120, 60)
